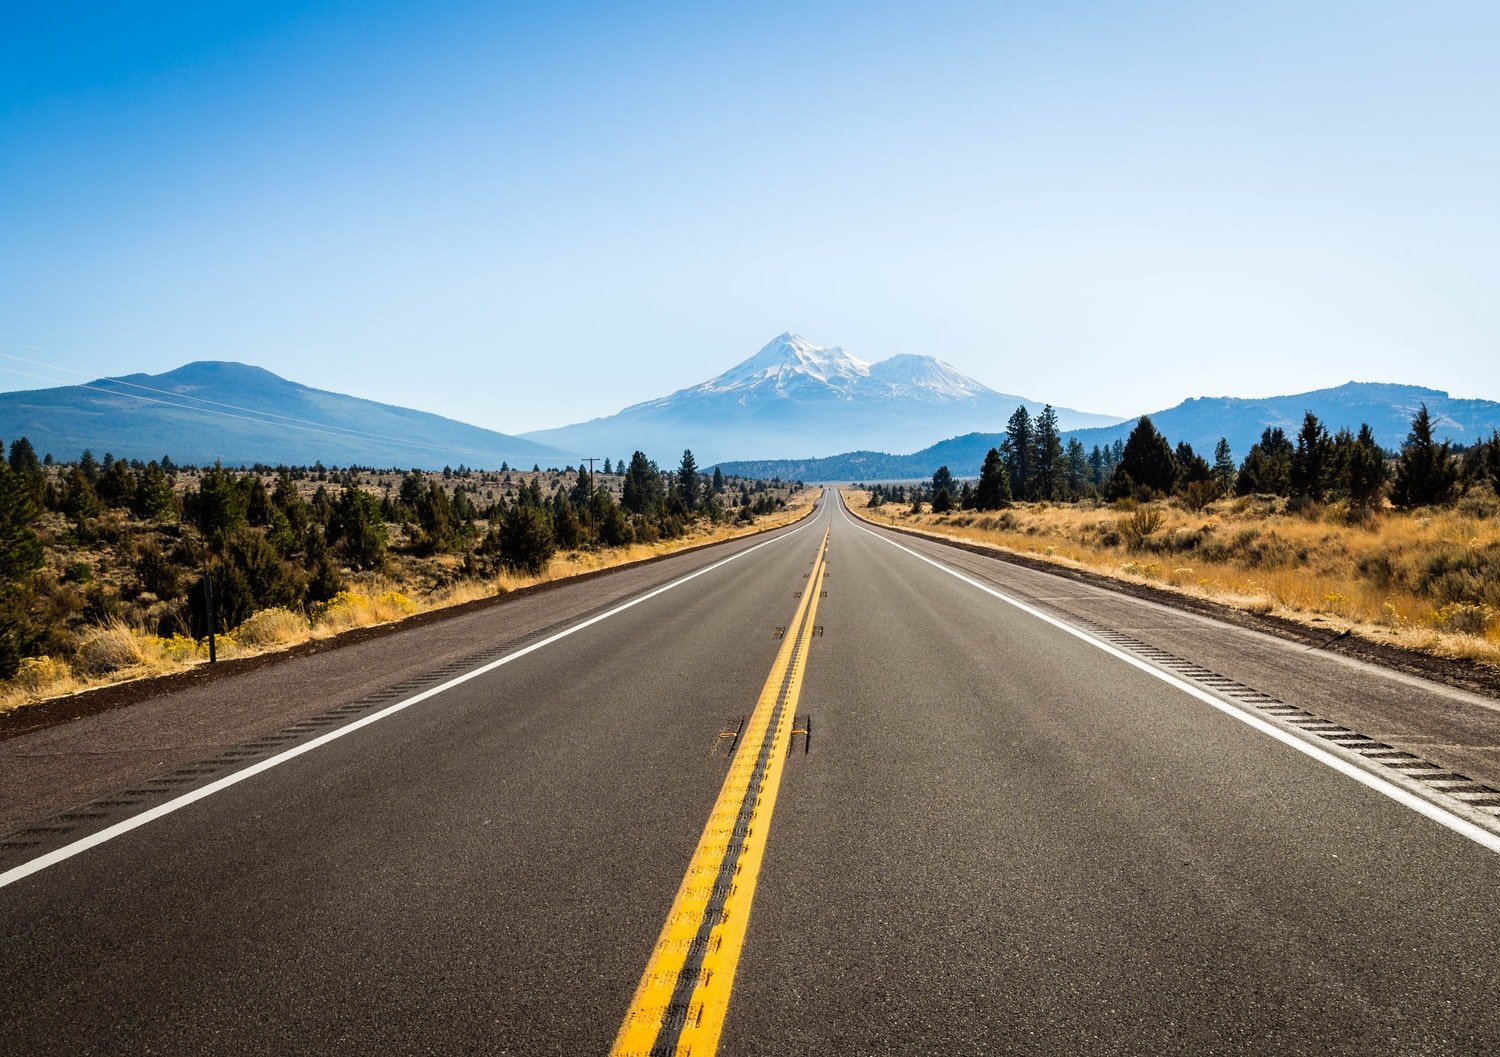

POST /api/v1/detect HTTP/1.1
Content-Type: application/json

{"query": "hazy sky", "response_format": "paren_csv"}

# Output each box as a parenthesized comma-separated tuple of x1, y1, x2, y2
(3, 1, 1496, 434)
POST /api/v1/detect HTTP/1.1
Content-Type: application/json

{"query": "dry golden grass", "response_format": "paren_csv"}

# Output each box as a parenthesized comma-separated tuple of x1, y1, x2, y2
(845, 489, 1500, 668)
(0, 490, 817, 715)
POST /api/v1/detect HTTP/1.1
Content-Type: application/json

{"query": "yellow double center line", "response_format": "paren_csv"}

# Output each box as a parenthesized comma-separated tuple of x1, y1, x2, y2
(611, 529, 830, 1057)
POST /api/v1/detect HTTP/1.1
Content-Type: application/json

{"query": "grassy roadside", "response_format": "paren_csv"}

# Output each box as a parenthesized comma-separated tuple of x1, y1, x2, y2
(843, 488, 1500, 670)
(0, 489, 817, 716)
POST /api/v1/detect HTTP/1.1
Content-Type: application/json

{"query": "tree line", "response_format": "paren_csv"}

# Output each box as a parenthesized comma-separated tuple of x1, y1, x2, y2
(0, 442, 789, 679)
(863, 403, 1500, 515)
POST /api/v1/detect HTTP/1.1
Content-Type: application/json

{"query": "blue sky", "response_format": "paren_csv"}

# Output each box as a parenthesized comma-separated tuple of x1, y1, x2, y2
(2, 1, 1496, 433)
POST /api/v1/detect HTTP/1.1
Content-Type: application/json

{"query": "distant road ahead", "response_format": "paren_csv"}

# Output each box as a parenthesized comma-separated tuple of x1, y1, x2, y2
(2, 489, 1497, 1055)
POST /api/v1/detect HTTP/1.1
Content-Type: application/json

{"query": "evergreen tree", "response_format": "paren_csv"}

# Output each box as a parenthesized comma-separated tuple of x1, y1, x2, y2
(1064, 439, 1089, 499)
(96, 457, 138, 508)
(712, 466, 725, 494)
(1290, 411, 1332, 500)
(7, 437, 44, 500)
(1345, 423, 1387, 507)
(494, 502, 556, 573)
(602, 457, 612, 475)
(7, 436, 38, 477)
(1087, 445, 1108, 484)
(622, 451, 662, 514)
(1002, 406, 1034, 499)
(1236, 428, 1294, 495)
(192, 463, 246, 543)
(0, 462, 43, 589)
(676, 449, 700, 512)
(61, 466, 102, 523)
(132, 461, 178, 521)
(551, 491, 582, 549)
(974, 448, 1012, 510)
(1031, 405, 1065, 500)
(303, 527, 344, 603)
(1462, 430, 1500, 493)
(930, 466, 955, 513)
(243, 475, 274, 526)
(1174, 441, 1212, 485)
(328, 485, 388, 570)
(0, 463, 44, 678)
(593, 489, 633, 546)
(1115, 417, 1176, 496)
(1212, 438, 1236, 495)
(570, 467, 593, 509)
(1391, 404, 1458, 508)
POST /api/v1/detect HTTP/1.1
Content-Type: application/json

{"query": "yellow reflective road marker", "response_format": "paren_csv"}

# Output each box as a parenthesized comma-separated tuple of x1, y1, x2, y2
(612, 529, 829, 1057)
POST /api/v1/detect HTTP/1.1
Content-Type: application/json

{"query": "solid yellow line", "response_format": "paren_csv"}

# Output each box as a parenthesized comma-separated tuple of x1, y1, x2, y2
(611, 530, 829, 1057)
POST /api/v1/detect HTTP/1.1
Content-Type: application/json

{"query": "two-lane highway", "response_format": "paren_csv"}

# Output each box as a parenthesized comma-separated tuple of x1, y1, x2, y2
(2, 489, 1496, 1055)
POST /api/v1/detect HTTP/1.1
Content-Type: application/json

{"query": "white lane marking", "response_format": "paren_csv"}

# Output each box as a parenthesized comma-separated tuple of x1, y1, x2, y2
(838, 502, 1500, 855)
(1, 508, 827, 890)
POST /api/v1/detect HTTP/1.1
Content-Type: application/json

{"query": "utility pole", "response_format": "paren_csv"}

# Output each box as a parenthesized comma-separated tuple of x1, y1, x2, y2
(197, 568, 217, 664)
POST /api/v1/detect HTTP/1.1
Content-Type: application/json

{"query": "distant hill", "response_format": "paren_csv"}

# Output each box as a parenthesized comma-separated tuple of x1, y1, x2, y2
(717, 382, 1500, 481)
(0, 361, 575, 469)
(1063, 382, 1500, 462)
(522, 332, 1121, 463)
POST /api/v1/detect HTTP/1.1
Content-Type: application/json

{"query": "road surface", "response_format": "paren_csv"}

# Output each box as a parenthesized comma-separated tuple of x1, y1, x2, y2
(2, 489, 1497, 1055)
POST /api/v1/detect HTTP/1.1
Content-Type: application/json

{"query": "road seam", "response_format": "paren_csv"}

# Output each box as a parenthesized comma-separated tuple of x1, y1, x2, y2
(840, 501, 1500, 856)
(612, 529, 829, 1057)
(0, 512, 822, 891)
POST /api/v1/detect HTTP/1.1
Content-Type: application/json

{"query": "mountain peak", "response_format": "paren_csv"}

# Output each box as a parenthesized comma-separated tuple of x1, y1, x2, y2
(702, 332, 870, 391)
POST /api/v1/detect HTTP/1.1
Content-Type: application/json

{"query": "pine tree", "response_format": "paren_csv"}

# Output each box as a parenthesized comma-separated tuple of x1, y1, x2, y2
(602, 457, 612, 475)
(622, 451, 662, 514)
(1031, 406, 1064, 500)
(192, 464, 247, 544)
(1174, 441, 1212, 485)
(328, 485, 388, 570)
(7, 437, 43, 501)
(495, 502, 556, 573)
(1064, 439, 1089, 499)
(1115, 417, 1176, 497)
(132, 461, 178, 521)
(711, 466, 725, 494)
(1290, 411, 1332, 500)
(1236, 428, 1294, 495)
(931, 465, 955, 513)
(1002, 406, 1034, 499)
(1462, 430, 1500, 493)
(1390, 404, 1457, 508)
(974, 448, 1011, 509)
(1346, 423, 1387, 507)
(676, 450, 700, 512)
(0, 462, 43, 588)
(1212, 438, 1236, 495)
(551, 491, 582, 549)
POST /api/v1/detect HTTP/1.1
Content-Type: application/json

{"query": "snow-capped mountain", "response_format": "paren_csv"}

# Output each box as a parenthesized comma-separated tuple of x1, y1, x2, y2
(523, 332, 1122, 464)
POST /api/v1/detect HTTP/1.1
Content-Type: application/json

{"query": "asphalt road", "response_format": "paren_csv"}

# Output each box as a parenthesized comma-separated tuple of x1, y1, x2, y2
(2, 489, 1497, 1055)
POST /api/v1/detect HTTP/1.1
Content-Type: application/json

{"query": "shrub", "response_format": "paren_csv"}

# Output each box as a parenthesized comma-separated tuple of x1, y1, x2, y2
(1429, 602, 1493, 636)
(1119, 507, 1165, 550)
(12, 655, 71, 693)
(233, 607, 309, 647)
(75, 620, 147, 675)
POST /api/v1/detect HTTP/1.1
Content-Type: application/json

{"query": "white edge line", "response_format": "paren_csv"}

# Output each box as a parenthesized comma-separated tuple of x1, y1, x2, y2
(839, 501, 1500, 856)
(1, 510, 824, 890)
